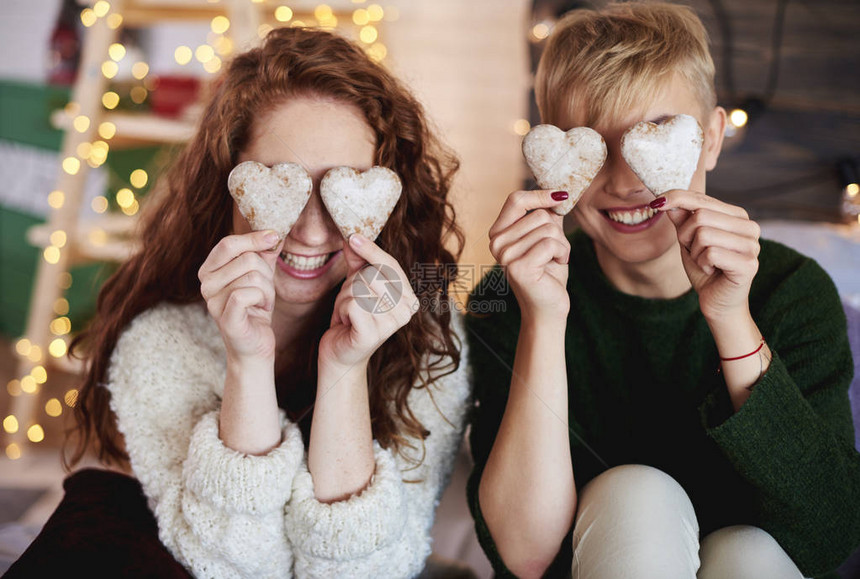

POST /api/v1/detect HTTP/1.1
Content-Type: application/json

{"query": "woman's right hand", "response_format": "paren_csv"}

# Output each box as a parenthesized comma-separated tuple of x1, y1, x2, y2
(198, 229, 281, 361)
(488, 190, 572, 320)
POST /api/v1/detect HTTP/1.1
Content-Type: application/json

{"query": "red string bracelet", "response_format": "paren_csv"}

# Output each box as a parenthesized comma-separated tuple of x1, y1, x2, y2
(720, 338, 765, 362)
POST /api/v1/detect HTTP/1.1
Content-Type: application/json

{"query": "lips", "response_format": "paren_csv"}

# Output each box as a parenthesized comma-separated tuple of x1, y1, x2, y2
(600, 204, 662, 232)
(278, 250, 340, 279)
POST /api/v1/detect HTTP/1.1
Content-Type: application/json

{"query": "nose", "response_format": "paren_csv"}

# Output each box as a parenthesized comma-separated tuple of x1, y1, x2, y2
(601, 144, 649, 200)
(288, 190, 338, 248)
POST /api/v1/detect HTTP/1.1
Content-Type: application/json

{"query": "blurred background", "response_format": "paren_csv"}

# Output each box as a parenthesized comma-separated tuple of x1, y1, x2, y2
(0, 0, 858, 576)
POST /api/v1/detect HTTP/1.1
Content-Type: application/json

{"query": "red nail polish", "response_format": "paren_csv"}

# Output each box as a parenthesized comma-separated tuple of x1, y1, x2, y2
(649, 196, 667, 209)
(551, 191, 569, 201)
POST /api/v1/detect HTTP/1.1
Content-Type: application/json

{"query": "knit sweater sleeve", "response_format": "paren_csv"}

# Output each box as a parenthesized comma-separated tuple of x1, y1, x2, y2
(700, 254, 860, 577)
(108, 304, 305, 579)
(463, 269, 523, 578)
(284, 310, 472, 578)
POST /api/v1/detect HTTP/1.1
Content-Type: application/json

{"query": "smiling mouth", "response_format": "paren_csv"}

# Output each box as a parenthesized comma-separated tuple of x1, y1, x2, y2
(603, 206, 657, 226)
(280, 251, 336, 271)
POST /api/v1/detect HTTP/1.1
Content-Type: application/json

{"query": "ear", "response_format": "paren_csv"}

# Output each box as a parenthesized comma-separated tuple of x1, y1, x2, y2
(703, 106, 726, 171)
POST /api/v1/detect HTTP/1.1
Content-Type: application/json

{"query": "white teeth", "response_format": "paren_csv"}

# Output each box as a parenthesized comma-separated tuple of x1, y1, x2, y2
(281, 252, 329, 271)
(607, 207, 655, 225)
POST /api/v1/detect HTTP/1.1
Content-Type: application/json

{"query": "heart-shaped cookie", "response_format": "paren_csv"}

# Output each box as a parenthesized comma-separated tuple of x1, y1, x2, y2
(620, 114, 703, 197)
(320, 166, 402, 241)
(522, 125, 607, 215)
(227, 161, 313, 239)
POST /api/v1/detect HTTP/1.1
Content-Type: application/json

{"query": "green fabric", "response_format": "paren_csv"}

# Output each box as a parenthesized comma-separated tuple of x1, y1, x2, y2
(466, 229, 860, 579)
(0, 79, 70, 151)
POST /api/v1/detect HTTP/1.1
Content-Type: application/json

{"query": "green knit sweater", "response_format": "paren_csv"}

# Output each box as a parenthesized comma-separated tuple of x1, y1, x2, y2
(466, 229, 860, 579)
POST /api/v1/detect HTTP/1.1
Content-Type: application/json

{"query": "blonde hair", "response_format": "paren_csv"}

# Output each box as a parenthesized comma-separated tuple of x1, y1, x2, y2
(535, 2, 716, 128)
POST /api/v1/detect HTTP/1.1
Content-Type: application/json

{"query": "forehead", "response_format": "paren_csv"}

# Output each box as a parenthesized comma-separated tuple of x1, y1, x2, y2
(240, 96, 376, 176)
(560, 75, 705, 135)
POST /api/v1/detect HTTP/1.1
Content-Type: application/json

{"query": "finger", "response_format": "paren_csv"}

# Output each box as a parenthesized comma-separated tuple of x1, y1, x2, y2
(496, 223, 570, 266)
(207, 271, 276, 318)
(200, 252, 275, 300)
(688, 226, 761, 263)
(222, 287, 269, 330)
(489, 189, 570, 237)
(342, 238, 368, 276)
(200, 230, 280, 276)
(511, 237, 571, 272)
(489, 209, 565, 261)
(655, 190, 748, 219)
(676, 209, 760, 251)
(694, 246, 759, 282)
(347, 234, 406, 278)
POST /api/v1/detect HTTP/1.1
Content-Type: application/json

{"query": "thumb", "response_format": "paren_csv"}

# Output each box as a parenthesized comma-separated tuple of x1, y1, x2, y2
(260, 237, 284, 270)
(342, 237, 367, 275)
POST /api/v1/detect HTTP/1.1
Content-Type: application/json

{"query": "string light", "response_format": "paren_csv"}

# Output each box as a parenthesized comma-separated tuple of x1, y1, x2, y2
(847, 183, 859, 198)
(116, 188, 135, 208)
(27, 425, 45, 443)
(729, 108, 748, 128)
(3, 416, 18, 434)
(359, 25, 378, 44)
(73, 115, 90, 133)
(31, 366, 48, 384)
(27, 345, 42, 362)
(366, 42, 387, 62)
(203, 57, 222, 74)
(353, 9, 369, 25)
(174, 46, 192, 65)
(211, 15, 230, 34)
(15, 338, 31, 356)
(106, 13, 123, 29)
(98, 121, 117, 140)
(101, 60, 118, 79)
(93, 0, 110, 18)
(195, 44, 215, 63)
(49, 338, 67, 358)
(80, 8, 97, 27)
(366, 4, 384, 21)
(122, 199, 140, 216)
(53, 298, 69, 315)
(315, 5, 333, 20)
(45, 399, 63, 418)
(274, 6, 293, 22)
(64, 389, 79, 407)
(49, 230, 67, 248)
(44, 246, 60, 264)
(7, 380, 22, 397)
(531, 22, 550, 41)
(50, 317, 71, 336)
(108, 43, 126, 62)
(513, 119, 531, 136)
(130, 169, 148, 188)
(21, 376, 37, 394)
(6, 444, 21, 460)
(102, 91, 120, 109)
(132, 62, 149, 80)
(76, 142, 92, 160)
(130, 86, 148, 104)
(91, 196, 109, 213)
(59, 272, 72, 289)
(62, 157, 80, 175)
(48, 190, 65, 209)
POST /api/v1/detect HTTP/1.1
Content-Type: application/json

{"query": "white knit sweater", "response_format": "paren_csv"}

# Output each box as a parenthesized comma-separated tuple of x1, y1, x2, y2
(107, 302, 472, 579)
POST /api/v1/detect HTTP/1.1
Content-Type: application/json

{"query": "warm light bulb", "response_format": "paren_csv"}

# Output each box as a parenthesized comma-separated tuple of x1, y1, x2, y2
(353, 8, 369, 25)
(729, 108, 748, 128)
(3, 415, 18, 434)
(106, 13, 123, 29)
(80, 8, 97, 27)
(203, 56, 222, 74)
(195, 44, 215, 63)
(359, 25, 378, 44)
(44, 246, 61, 264)
(274, 6, 293, 22)
(315, 4, 333, 20)
(46, 399, 63, 417)
(65, 389, 79, 407)
(21, 376, 37, 394)
(130, 86, 148, 104)
(62, 157, 80, 175)
(6, 444, 21, 460)
(174, 46, 193, 65)
(98, 122, 117, 140)
(73, 115, 90, 133)
(513, 119, 531, 136)
(48, 190, 65, 209)
(50, 230, 67, 248)
(93, 0, 110, 18)
(846, 183, 859, 198)
(91, 196, 109, 213)
(102, 91, 120, 109)
(49, 338, 67, 358)
(15, 338, 31, 356)
(31, 365, 48, 384)
(211, 15, 230, 34)
(108, 43, 126, 62)
(116, 188, 135, 208)
(50, 317, 72, 336)
(53, 298, 69, 315)
(367, 4, 384, 21)
(130, 169, 148, 188)
(7, 379, 22, 396)
(27, 425, 45, 443)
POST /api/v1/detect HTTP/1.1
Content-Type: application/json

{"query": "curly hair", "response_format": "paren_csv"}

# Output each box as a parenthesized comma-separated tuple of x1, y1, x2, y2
(68, 26, 464, 468)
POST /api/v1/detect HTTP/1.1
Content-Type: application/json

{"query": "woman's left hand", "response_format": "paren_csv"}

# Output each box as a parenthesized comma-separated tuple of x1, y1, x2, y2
(655, 190, 761, 321)
(319, 233, 420, 370)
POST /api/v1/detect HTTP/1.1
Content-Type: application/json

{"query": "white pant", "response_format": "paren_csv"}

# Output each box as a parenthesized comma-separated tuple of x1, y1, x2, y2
(571, 465, 806, 579)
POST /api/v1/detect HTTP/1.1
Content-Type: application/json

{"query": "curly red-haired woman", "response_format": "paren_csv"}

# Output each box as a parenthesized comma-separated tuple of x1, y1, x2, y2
(9, 27, 469, 578)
